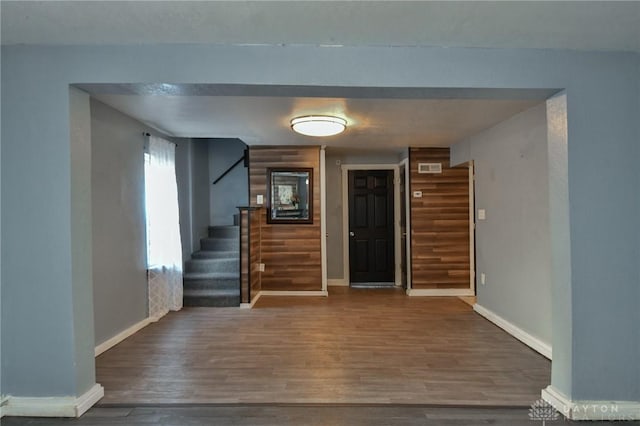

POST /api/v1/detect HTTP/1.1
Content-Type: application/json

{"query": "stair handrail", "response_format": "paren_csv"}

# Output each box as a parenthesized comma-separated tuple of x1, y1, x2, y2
(212, 150, 247, 185)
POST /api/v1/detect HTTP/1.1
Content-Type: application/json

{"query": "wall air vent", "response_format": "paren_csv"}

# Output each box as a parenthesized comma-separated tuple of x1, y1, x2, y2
(418, 163, 442, 174)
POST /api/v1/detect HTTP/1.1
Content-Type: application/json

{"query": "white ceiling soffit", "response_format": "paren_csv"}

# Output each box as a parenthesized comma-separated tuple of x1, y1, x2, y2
(89, 93, 543, 148)
(81, 84, 553, 148)
(2, 1, 639, 52)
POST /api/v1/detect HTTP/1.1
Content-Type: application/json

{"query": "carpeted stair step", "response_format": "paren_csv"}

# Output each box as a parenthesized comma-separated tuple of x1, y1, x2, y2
(191, 250, 237, 260)
(185, 258, 239, 274)
(183, 272, 239, 290)
(183, 289, 240, 307)
(208, 225, 239, 239)
(200, 237, 239, 251)
(183, 220, 241, 307)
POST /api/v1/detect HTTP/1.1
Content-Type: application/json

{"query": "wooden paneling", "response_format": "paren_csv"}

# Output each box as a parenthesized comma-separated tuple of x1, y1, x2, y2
(409, 148, 471, 289)
(239, 209, 249, 303)
(249, 147, 322, 291)
(239, 207, 263, 303)
(249, 208, 261, 300)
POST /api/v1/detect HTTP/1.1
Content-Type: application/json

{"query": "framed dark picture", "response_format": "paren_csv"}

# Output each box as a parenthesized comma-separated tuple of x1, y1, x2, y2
(267, 168, 313, 224)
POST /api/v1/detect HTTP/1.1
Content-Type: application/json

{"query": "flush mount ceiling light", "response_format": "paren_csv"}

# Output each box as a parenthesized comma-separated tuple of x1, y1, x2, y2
(290, 115, 347, 137)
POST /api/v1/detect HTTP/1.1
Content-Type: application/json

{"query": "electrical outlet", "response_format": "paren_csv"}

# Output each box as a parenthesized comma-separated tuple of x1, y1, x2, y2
(413, 191, 423, 198)
(259, 263, 265, 272)
(478, 209, 486, 220)
(480, 273, 486, 285)
(256, 194, 264, 205)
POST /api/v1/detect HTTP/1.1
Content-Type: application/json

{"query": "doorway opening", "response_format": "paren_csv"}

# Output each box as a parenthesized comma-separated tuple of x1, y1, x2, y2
(80, 83, 560, 410)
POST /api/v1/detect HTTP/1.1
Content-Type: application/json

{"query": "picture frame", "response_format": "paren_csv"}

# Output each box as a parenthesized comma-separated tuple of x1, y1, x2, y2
(267, 168, 313, 224)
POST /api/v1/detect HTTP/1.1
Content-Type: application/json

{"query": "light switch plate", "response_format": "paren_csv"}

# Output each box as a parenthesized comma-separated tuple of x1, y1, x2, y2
(413, 191, 423, 198)
(256, 194, 264, 205)
(478, 209, 486, 220)
(480, 273, 486, 285)
(259, 263, 265, 272)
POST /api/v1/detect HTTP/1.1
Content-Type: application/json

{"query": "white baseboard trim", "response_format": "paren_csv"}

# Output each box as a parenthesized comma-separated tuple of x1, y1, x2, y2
(542, 385, 640, 420)
(327, 279, 348, 287)
(2, 383, 104, 418)
(406, 288, 475, 297)
(239, 289, 329, 308)
(260, 290, 329, 297)
(75, 384, 105, 417)
(149, 309, 169, 323)
(473, 303, 552, 359)
(95, 317, 153, 357)
(1, 395, 8, 418)
(240, 291, 263, 309)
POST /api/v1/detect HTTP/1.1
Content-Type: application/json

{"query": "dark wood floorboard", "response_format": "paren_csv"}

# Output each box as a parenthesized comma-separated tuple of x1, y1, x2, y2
(4, 406, 636, 425)
(94, 287, 551, 405)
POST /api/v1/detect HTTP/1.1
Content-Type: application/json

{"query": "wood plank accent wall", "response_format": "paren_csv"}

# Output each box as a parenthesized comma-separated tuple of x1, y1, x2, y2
(249, 209, 262, 300)
(239, 209, 249, 303)
(249, 146, 322, 291)
(409, 147, 470, 289)
(239, 207, 263, 303)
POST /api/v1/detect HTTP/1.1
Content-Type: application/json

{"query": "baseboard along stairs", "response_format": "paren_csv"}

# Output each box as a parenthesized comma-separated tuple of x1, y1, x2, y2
(183, 225, 240, 307)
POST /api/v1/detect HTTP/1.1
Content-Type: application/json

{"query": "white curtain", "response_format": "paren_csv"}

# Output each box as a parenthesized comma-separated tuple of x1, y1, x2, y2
(144, 135, 183, 318)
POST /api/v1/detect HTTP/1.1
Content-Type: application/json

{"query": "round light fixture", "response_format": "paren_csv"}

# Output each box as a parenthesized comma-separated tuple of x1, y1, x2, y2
(290, 115, 347, 137)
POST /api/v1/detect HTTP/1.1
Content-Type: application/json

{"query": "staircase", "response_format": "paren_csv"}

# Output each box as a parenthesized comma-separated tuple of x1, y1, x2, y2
(183, 225, 240, 307)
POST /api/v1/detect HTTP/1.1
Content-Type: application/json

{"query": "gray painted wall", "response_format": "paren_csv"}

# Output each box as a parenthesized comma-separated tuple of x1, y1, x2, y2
(174, 138, 193, 262)
(637, 78, 640, 401)
(90, 99, 149, 346)
(543, 93, 573, 395)
(0, 119, 1, 399)
(325, 149, 403, 280)
(1, 44, 638, 403)
(70, 88, 97, 395)
(190, 139, 211, 254)
(209, 138, 248, 226)
(451, 102, 552, 345)
(176, 138, 243, 260)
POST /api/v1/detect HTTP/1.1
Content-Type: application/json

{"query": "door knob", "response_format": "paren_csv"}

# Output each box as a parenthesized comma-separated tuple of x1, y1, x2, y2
(349, 231, 355, 237)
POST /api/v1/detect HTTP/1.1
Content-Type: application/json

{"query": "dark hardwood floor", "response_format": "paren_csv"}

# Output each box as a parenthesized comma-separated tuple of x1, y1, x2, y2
(94, 287, 550, 405)
(8, 290, 629, 424)
(4, 405, 635, 425)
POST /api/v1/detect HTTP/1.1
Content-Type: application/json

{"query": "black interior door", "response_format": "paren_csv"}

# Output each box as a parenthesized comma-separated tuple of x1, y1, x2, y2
(348, 170, 394, 284)
(399, 163, 407, 289)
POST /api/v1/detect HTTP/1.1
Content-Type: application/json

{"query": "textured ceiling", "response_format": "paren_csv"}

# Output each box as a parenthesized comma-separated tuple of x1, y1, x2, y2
(9, 1, 622, 150)
(3, 1, 639, 52)
(90, 92, 543, 148)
